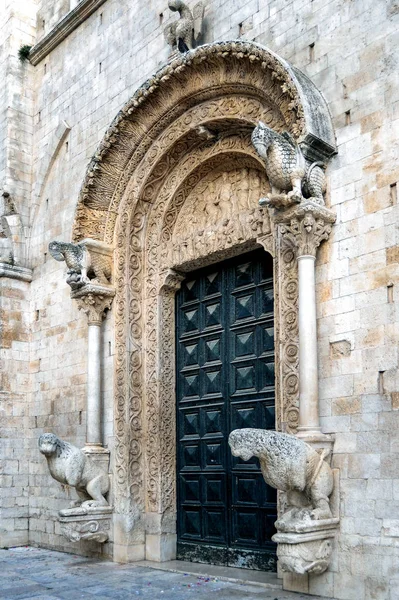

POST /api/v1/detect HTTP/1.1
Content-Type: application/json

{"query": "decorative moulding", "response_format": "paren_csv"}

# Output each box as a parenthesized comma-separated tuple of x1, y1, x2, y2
(29, 0, 107, 65)
(0, 263, 32, 282)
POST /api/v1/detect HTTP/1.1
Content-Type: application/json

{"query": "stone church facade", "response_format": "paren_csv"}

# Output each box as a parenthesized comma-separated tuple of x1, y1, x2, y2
(1, 0, 399, 598)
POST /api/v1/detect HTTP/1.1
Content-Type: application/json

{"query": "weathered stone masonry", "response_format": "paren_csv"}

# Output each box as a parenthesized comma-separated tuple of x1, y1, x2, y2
(0, 1, 399, 599)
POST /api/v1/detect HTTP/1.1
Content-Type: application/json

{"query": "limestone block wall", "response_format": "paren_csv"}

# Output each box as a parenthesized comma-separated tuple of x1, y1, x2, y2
(0, 0, 37, 548)
(0, 276, 31, 547)
(0, 0, 398, 597)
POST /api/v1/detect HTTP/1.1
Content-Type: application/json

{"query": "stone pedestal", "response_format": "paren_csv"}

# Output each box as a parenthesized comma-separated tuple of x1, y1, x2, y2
(58, 506, 113, 543)
(273, 515, 339, 575)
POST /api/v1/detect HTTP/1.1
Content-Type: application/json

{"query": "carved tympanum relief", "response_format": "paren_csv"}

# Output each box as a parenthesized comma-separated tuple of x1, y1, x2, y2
(172, 167, 270, 268)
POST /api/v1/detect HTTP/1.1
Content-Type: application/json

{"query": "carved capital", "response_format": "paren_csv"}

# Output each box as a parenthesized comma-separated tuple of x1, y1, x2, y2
(159, 268, 185, 294)
(273, 200, 336, 257)
(72, 284, 116, 325)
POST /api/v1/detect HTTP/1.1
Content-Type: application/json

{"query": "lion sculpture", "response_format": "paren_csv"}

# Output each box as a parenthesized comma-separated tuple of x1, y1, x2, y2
(228, 428, 333, 521)
(38, 433, 109, 508)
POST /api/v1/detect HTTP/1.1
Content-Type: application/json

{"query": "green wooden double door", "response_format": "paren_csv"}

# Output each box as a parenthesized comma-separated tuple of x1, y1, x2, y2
(176, 249, 277, 571)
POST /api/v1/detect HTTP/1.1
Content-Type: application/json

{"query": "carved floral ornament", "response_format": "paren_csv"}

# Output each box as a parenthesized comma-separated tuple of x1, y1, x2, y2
(67, 41, 336, 547)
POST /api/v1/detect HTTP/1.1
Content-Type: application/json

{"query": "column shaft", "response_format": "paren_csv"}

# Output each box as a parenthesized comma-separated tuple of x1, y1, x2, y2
(87, 323, 102, 446)
(297, 255, 320, 433)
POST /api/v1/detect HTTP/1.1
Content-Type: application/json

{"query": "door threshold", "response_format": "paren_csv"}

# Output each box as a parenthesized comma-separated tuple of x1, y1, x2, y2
(137, 560, 282, 590)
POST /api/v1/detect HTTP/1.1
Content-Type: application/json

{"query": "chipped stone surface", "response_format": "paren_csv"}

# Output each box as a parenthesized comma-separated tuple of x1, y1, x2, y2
(330, 340, 352, 359)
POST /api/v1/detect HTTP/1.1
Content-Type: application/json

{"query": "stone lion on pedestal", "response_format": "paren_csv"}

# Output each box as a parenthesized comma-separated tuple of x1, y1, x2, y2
(38, 433, 109, 508)
(228, 428, 333, 522)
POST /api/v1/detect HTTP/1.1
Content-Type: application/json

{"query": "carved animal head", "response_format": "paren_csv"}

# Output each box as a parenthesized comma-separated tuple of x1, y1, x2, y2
(168, 0, 185, 12)
(228, 428, 259, 461)
(38, 433, 61, 457)
(251, 121, 277, 159)
(48, 241, 66, 262)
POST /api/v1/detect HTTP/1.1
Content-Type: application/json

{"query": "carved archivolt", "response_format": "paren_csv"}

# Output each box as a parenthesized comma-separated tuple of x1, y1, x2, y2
(70, 41, 336, 543)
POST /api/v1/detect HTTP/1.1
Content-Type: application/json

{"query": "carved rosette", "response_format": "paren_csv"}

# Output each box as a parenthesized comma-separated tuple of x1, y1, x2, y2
(73, 285, 115, 325)
(273, 200, 336, 258)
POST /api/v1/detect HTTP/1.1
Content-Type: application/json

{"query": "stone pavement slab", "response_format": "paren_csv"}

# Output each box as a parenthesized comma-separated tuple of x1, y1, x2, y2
(0, 547, 333, 600)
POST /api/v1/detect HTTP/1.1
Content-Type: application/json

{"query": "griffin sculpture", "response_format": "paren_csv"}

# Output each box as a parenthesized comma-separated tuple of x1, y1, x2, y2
(251, 121, 326, 208)
(164, 0, 204, 53)
(48, 240, 111, 288)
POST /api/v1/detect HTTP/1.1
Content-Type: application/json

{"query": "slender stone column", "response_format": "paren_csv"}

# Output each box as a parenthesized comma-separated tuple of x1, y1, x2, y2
(48, 238, 114, 457)
(74, 289, 115, 450)
(297, 254, 321, 435)
(276, 200, 336, 443)
(87, 320, 102, 446)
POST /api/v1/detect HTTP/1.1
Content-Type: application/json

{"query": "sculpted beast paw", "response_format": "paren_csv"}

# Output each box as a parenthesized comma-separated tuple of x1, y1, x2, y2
(311, 507, 333, 520)
(286, 190, 302, 203)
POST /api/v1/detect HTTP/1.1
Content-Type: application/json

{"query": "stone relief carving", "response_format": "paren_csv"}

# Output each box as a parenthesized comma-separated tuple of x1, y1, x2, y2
(74, 289, 115, 325)
(252, 122, 326, 208)
(38, 433, 110, 508)
(73, 41, 329, 243)
(58, 506, 113, 544)
(49, 240, 112, 290)
(273, 201, 336, 257)
(229, 428, 339, 574)
(164, 0, 204, 53)
(172, 167, 270, 268)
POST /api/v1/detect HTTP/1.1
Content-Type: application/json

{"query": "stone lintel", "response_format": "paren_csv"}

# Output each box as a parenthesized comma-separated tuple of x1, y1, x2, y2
(29, 0, 108, 66)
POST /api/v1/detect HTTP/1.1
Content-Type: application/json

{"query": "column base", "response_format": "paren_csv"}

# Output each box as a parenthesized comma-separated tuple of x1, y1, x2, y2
(145, 533, 177, 562)
(296, 429, 335, 459)
(83, 444, 109, 454)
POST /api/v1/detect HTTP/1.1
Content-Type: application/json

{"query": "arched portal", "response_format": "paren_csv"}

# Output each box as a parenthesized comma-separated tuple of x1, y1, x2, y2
(71, 41, 336, 562)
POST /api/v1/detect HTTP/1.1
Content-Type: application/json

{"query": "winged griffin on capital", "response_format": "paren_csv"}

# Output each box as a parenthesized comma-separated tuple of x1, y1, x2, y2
(251, 122, 327, 208)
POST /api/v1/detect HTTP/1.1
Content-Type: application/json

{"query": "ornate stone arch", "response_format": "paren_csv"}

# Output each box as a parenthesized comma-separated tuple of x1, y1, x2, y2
(70, 41, 336, 561)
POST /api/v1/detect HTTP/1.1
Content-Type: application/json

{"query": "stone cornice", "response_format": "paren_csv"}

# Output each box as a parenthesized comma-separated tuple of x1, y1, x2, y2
(29, 0, 107, 66)
(0, 263, 32, 282)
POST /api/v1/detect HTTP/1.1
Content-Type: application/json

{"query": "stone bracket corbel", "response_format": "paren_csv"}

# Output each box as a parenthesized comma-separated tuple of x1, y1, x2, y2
(272, 468, 340, 576)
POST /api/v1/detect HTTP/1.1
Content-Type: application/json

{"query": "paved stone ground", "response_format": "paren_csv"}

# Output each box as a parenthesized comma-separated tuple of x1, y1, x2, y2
(0, 547, 331, 600)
